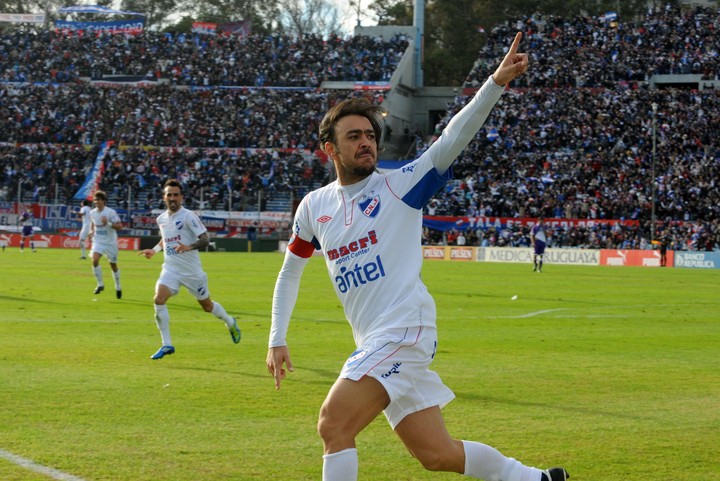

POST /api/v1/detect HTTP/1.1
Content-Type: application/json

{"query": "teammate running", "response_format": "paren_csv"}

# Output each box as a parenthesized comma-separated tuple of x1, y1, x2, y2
(139, 179, 241, 360)
(76, 199, 92, 259)
(89, 191, 123, 298)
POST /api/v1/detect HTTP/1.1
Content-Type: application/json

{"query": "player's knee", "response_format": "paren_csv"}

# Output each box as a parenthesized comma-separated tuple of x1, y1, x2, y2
(200, 300, 214, 313)
(317, 406, 348, 447)
(414, 446, 456, 472)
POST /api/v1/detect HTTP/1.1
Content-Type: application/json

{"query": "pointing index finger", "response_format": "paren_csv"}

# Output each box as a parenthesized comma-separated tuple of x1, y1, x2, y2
(508, 31, 523, 55)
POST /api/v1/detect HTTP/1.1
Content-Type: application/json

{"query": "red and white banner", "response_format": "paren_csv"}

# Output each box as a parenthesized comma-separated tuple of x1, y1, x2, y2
(0, 233, 139, 250)
(599, 249, 673, 267)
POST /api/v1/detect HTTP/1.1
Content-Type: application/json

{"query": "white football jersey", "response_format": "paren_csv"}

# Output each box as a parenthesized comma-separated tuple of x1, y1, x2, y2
(90, 206, 120, 249)
(79, 205, 92, 228)
(156, 206, 207, 277)
(275, 75, 505, 348)
(289, 156, 450, 344)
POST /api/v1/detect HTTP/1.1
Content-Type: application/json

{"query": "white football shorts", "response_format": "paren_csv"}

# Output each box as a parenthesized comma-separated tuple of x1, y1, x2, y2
(91, 243, 119, 263)
(79, 225, 91, 241)
(339, 326, 455, 429)
(157, 267, 210, 300)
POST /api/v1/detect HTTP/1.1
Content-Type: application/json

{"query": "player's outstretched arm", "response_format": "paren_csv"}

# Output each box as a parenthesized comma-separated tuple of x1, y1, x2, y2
(492, 32, 529, 87)
(267, 345, 294, 390)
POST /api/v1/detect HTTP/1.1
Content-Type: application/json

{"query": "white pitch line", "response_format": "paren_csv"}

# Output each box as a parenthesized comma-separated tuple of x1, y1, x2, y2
(0, 449, 89, 481)
(502, 308, 571, 318)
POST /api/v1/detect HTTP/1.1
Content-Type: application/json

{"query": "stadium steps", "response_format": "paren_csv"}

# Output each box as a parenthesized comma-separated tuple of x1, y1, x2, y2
(265, 192, 292, 212)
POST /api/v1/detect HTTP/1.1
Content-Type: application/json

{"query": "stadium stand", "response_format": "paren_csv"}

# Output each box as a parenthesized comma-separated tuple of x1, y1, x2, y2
(0, 6, 718, 250)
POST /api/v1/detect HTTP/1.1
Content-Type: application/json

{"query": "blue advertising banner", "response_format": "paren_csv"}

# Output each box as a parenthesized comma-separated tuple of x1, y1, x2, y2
(55, 19, 144, 34)
(674, 251, 720, 269)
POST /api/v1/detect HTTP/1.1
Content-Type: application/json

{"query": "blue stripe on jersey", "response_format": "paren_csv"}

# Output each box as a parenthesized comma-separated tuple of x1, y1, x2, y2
(401, 166, 453, 209)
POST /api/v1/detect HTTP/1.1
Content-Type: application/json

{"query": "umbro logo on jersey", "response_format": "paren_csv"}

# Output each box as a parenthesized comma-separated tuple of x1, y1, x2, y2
(317, 215, 332, 223)
(358, 195, 381, 218)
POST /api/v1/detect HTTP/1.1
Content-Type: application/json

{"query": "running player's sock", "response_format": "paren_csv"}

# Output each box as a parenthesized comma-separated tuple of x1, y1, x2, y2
(154, 304, 172, 346)
(462, 441, 543, 481)
(322, 448, 358, 481)
(501, 457, 543, 481)
(113, 270, 121, 290)
(211, 301, 234, 327)
(93, 265, 103, 286)
(81, 244, 86, 257)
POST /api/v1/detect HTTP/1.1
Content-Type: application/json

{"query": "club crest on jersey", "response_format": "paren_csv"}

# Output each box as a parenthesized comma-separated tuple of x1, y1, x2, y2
(175, 220, 184, 230)
(346, 349, 367, 367)
(359, 195, 381, 218)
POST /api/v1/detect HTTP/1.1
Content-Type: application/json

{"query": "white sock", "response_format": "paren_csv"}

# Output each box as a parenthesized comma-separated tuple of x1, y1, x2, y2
(211, 301, 234, 327)
(322, 448, 358, 481)
(501, 457, 543, 481)
(113, 270, 121, 290)
(93, 265, 103, 286)
(462, 441, 542, 481)
(154, 304, 172, 346)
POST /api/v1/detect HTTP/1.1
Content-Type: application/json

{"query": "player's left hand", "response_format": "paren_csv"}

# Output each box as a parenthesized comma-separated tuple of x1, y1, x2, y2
(492, 32, 529, 87)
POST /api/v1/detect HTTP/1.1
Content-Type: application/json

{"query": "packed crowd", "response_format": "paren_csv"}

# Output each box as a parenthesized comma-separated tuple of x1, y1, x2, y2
(0, 142, 331, 213)
(425, 85, 719, 250)
(0, 29, 408, 86)
(465, 5, 720, 88)
(1, 12, 718, 250)
(0, 82, 383, 148)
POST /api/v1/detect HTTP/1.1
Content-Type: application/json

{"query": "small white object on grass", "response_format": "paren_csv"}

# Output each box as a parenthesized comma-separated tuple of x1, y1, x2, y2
(511, 295, 518, 301)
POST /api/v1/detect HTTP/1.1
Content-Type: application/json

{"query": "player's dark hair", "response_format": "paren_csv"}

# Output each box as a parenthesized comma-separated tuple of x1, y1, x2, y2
(94, 190, 107, 201)
(164, 179, 182, 194)
(319, 98, 385, 152)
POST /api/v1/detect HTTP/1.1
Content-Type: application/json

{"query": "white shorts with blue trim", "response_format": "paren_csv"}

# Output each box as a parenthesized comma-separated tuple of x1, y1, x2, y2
(157, 267, 210, 300)
(91, 243, 118, 263)
(339, 326, 455, 429)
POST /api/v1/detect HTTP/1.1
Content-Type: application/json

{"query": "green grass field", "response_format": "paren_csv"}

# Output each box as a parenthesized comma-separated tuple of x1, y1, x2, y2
(1, 248, 718, 481)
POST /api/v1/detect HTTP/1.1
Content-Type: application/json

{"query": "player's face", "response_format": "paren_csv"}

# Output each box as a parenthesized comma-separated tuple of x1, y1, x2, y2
(93, 197, 105, 209)
(163, 186, 183, 212)
(326, 114, 377, 185)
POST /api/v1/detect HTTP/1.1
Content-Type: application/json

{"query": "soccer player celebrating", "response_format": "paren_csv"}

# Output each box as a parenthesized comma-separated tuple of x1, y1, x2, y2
(89, 191, 123, 298)
(267, 33, 569, 481)
(139, 179, 241, 360)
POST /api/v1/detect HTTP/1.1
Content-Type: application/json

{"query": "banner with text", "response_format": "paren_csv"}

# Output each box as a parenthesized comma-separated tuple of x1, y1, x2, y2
(477, 247, 599, 266)
(673, 251, 720, 269)
(599, 249, 672, 267)
(0, 233, 139, 250)
(423, 216, 639, 232)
